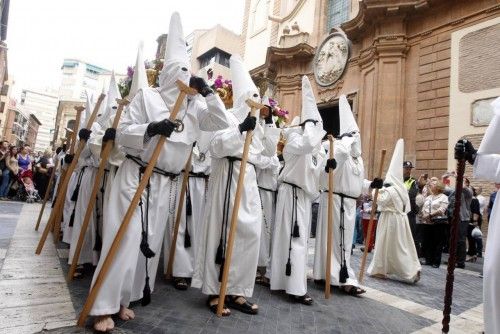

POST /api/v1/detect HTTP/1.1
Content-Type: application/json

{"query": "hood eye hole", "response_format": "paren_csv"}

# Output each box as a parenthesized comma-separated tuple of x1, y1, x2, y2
(181, 67, 188, 72)
(253, 93, 258, 97)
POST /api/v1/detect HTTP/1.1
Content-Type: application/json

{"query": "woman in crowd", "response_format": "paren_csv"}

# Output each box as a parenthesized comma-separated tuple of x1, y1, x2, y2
(18, 145, 31, 173)
(33, 149, 53, 197)
(0, 146, 19, 199)
(421, 180, 449, 268)
(467, 187, 483, 261)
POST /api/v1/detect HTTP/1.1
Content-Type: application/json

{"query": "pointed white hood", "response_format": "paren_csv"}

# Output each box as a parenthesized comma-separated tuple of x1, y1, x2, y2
(478, 97, 500, 155)
(300, 76, 322, 125)
(338, 94, 361, 157)
(129, 41, 148, 99)
(97, 72, 121, 127)
(81, 91, 94, 129)
(157, 12, 191, 109)
(229, 54, 260, 123)
(384, 138, 411, 213)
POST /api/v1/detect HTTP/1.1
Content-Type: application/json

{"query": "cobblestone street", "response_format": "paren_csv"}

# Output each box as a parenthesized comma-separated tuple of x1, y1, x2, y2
(0, 202, 485, 334)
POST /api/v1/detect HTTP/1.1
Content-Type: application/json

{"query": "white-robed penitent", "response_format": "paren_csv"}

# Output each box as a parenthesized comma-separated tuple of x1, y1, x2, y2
(474, 97, 500, 334)
(192, 54, 279, 297)
(89, 12, 230, 316)
(256, 96, 281, 274)
(313, 95, 368, 288)
(270, 76, 326, 297)
(367, 139, 421, 283)
(68, 74, 121, 267)
(62, 93, 94, 245)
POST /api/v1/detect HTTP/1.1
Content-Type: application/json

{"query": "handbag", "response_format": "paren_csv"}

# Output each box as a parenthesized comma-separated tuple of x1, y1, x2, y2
(471, 226, 483, 239)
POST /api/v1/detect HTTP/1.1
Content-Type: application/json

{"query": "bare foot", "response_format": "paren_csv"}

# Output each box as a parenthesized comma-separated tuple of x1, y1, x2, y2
(94, 315, 114, 332)
(118, 305, 135, 321)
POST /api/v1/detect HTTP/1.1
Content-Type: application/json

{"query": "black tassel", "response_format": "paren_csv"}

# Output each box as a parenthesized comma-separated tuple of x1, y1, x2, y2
(339, 261, 349, 283)
(140, 232, 156, 258)
(215, 241, 223, 265)
(141, 277, 151, 306)
(93, 235, 102, 252)
(184, 230, 191, 248)
(293, 221, 300, 238)
(70, 184, 80, 202)
(69, 209, 75, 227)
(218, 258, 225, 282)
(285, 259, 292, 276)
(186, 195, 192, 216)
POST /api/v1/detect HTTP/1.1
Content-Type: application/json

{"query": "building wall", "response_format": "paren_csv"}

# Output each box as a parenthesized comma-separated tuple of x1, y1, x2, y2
(25, 115, 40, 148)
(243, 0, 275, 70)
(20, 89, 58, 151)
(0, 77, 12, 139)
(243, 0, 499, 181)
(53, 100, 84, 148)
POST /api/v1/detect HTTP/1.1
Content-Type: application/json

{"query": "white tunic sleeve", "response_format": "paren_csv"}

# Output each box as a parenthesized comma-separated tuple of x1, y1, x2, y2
(196, 94, 231, 132)
(210, 127, 245, 159)
(284, 124, 325, 156)
(117, 91, 149, 151)
(473, 154, 500, 182)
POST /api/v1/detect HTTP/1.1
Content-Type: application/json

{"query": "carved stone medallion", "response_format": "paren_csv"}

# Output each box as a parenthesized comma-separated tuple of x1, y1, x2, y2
(314, 32, 350, 87)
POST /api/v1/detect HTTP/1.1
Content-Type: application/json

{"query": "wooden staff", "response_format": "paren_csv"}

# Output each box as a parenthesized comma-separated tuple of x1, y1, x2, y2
(67, 99, 130, 281)
(358, 149, 387, 283)
(77, 81, 197, 327)
(36, 96, 106, 255)
(35, 158, 60, 231)
(216, 98, 264, 317)
(442, 158, 466, 333)
(325, 135, 335, 299)
(165, 150, 193, 280)
(51, 110, 83, 239)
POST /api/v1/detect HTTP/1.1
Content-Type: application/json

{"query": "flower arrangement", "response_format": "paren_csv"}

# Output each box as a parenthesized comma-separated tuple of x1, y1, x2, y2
(117, 60, 163, 98)
(267, 97, 290, 127)
(211, 75, 233, 108)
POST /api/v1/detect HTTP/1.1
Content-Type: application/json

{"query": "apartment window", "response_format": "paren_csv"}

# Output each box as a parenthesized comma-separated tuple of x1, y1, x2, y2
(327, 0, 350, 31)
(198, 48, 231, 68)
(251, 0, 268, 34)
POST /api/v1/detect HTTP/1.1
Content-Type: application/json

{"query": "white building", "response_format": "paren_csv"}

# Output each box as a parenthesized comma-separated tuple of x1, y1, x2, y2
(19, 89, 58, 151)
(59, 59, 125, 101)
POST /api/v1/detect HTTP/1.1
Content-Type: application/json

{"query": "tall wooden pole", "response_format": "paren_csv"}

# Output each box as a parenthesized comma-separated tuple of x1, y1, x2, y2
(165, 151, 193, 280)
(77, 81, 197, 327)
(325, 136, 335, 299)
(358, 149, 387, 284)
(36, 96, 106, 254)
(35, 158, 60, 231)
(216, 99, 264, 317)
(442, 159, 466, 333)
(67, 99, 129, 281)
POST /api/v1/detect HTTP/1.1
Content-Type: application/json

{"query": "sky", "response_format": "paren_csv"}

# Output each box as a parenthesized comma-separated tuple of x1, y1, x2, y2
(7, 0, 245, 98)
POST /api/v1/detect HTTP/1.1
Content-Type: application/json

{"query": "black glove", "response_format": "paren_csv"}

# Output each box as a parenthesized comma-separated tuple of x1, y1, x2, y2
(238, 115, 257, 134)
(62, 144, 67, 152)
(337, 132, 353, 140)
(78, 128, 92, 141)
(324, 158, 337, 173)
(189, 76, 213, 97)
(264, 106, 273, 124)
(64, 154, 74, 165)
(102, 128, 116, 143)
(454, 139, 476, 164)
(146, 119, 177, 138)
(370, 177, 384, 189)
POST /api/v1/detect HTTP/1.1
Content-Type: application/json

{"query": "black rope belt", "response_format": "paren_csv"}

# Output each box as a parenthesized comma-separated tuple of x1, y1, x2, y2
(126, 154, 180, 179)
(335, 192, 356, 283)
(224, 156, 256, 169)
(189, 171, 209, 179)
(258, 186, 276, 193)
(282, 181, 302, 276)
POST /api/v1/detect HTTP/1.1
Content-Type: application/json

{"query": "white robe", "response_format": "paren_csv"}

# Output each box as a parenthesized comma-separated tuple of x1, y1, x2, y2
(367, 186, 421, 283)
(270, 124, 325, 296)
(313, 137, 368, 287)
(192, 120, 279, 297)
(474, 154, 500, 334)
(61, 170, 77, 244)
(89, 89, 229, 315)
(256, 122, 281, 271)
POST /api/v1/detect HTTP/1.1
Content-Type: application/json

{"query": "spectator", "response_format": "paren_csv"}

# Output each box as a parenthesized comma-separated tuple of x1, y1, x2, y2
(448, 178, 473, 269)
(421, 180, 449, 268)
(361, 194, 377, 252)
(0, 146, 19, 199)
(489, 184, 499, 222)
(403, 161, 420, 254)
(18, 145, 32, 173)
(0, 141, 10, 198)
(476, 187, 487, 221)
(468, 187, 483, 260)
(33, 149, 53, 197)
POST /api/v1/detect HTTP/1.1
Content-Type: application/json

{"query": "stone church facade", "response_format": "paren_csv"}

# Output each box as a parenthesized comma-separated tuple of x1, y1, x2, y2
(241, 0, 500, 182)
